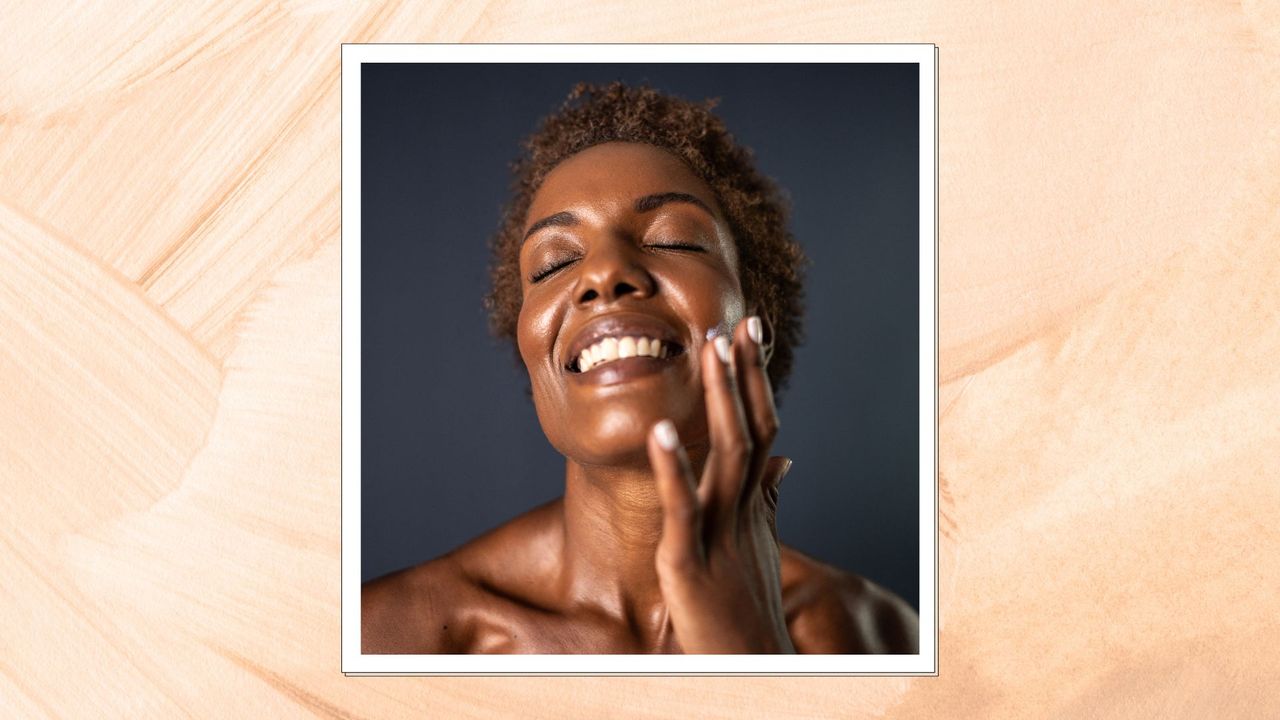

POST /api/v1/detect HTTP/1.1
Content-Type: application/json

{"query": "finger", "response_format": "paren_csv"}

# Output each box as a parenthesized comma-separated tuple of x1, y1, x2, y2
(761, 457, 790, 541)
(698, 329, 753, 527)
(649, 419, 703, 573)
(762, 456, 791, 509)
(733, 316, 781, 501)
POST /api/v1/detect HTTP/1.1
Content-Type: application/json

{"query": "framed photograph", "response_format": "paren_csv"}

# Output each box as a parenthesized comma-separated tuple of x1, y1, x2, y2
(342, 43, 937, 674)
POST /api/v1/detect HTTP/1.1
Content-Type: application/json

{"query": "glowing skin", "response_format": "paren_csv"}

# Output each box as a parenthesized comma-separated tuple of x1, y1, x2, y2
(361, 142, 919, 655)
(517, 142, 745, 468)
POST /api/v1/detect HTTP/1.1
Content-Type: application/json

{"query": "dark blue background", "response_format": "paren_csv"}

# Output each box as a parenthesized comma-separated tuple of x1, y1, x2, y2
(360, 63, 920, 609)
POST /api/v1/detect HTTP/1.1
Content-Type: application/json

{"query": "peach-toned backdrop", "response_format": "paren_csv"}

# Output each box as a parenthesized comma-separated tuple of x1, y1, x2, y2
(2, 2, 1277, 717)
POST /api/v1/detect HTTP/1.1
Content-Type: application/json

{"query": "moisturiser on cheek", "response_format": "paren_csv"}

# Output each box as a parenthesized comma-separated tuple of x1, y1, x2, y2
(705, 312, 741, 342)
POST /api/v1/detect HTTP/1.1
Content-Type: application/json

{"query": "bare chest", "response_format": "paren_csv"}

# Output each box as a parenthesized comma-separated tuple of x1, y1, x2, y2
(458, 605, 682, 654)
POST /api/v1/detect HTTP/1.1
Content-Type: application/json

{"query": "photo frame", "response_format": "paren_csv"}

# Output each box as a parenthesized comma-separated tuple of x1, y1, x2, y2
(341, 42, 938, 675)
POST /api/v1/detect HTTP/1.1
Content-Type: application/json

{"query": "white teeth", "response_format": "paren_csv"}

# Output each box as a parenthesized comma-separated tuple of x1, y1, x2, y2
(600, 337, 619, 361)
(618, 337, 636, 359)
(576, 335, 671, 372)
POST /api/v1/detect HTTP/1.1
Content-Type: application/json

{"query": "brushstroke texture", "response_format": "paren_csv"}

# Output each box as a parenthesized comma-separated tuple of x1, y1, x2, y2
(1, 1, 1277, 717)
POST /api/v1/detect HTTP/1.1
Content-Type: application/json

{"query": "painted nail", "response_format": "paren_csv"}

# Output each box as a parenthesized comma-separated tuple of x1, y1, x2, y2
(713, 336, 731, 364)
(654, 419, 679, 450)
(747, 316, 763, 344)
(705, 327, 720, 341)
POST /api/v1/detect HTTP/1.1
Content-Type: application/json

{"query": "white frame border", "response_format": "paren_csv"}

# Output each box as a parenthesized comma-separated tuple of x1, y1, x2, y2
(341, 43, 938, 675)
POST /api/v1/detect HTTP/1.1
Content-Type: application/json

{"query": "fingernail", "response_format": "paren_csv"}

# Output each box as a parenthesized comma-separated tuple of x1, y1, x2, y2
(705, 327, 721, 341)
(747, 316, 763, 344)
(654, 419, 679, 450)
(713, 336, 731, 364)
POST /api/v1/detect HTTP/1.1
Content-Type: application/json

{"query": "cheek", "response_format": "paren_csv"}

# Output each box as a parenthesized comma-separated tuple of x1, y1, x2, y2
(516, 295, 551, 366)
(720, 288, 746, 329)
(516, 296, 581, 457)
(516, 293, 569, 413)
(665, 268, 746, 331)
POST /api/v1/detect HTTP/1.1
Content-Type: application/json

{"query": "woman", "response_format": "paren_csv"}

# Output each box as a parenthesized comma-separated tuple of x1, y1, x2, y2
(363, 82, 918, 654)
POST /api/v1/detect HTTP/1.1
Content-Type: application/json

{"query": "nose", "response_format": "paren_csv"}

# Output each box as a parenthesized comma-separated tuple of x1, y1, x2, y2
(572, 236, 656, 305)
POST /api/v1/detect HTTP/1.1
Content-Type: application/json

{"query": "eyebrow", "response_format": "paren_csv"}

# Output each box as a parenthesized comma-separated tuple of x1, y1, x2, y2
(522, 211, 578, 242)
(522, 192, 716, 243)
(633, 191, 715, 218)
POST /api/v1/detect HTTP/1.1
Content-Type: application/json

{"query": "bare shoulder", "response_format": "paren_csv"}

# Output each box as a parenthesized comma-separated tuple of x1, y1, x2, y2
(361, 500, 563, 654)
(362, 553, 475, 653)
(780, 546, 919, 654)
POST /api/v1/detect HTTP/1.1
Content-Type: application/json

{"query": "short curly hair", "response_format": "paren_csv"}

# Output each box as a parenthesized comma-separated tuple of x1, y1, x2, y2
(485, 81, 807, 396)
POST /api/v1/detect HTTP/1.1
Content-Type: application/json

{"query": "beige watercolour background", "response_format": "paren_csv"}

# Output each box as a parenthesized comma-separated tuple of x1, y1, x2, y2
(1, 1, 1277, 717)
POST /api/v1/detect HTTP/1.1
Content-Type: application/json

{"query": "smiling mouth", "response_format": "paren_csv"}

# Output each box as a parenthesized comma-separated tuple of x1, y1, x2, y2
(567, 336, 685, 374)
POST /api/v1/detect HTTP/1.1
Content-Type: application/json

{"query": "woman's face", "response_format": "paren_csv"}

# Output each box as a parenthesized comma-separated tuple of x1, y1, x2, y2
(517, 142, 746, 467)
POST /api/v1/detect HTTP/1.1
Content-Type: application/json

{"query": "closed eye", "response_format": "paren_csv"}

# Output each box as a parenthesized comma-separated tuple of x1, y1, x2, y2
(646, 242, 705, 252)
(530, 257, 579, 283)
(531, 242, 701, 282)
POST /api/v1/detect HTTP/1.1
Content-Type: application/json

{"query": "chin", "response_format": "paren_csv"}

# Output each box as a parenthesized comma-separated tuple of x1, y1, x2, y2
(574, 406, 663, 468)
(559, 402, 709, 469)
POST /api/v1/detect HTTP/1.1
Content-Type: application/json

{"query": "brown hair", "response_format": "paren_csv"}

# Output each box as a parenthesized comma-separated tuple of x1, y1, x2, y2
(485, 81, 807, 395)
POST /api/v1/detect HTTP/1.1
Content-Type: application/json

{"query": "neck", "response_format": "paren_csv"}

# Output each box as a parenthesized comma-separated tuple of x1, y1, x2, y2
(558, 451, 705, 645)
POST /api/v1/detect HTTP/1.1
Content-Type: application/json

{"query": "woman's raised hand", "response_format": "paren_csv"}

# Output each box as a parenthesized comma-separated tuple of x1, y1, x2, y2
(646, 316, 795, 653)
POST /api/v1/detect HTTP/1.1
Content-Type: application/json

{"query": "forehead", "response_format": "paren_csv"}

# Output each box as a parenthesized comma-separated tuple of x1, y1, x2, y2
(525, 142, 721, 226)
